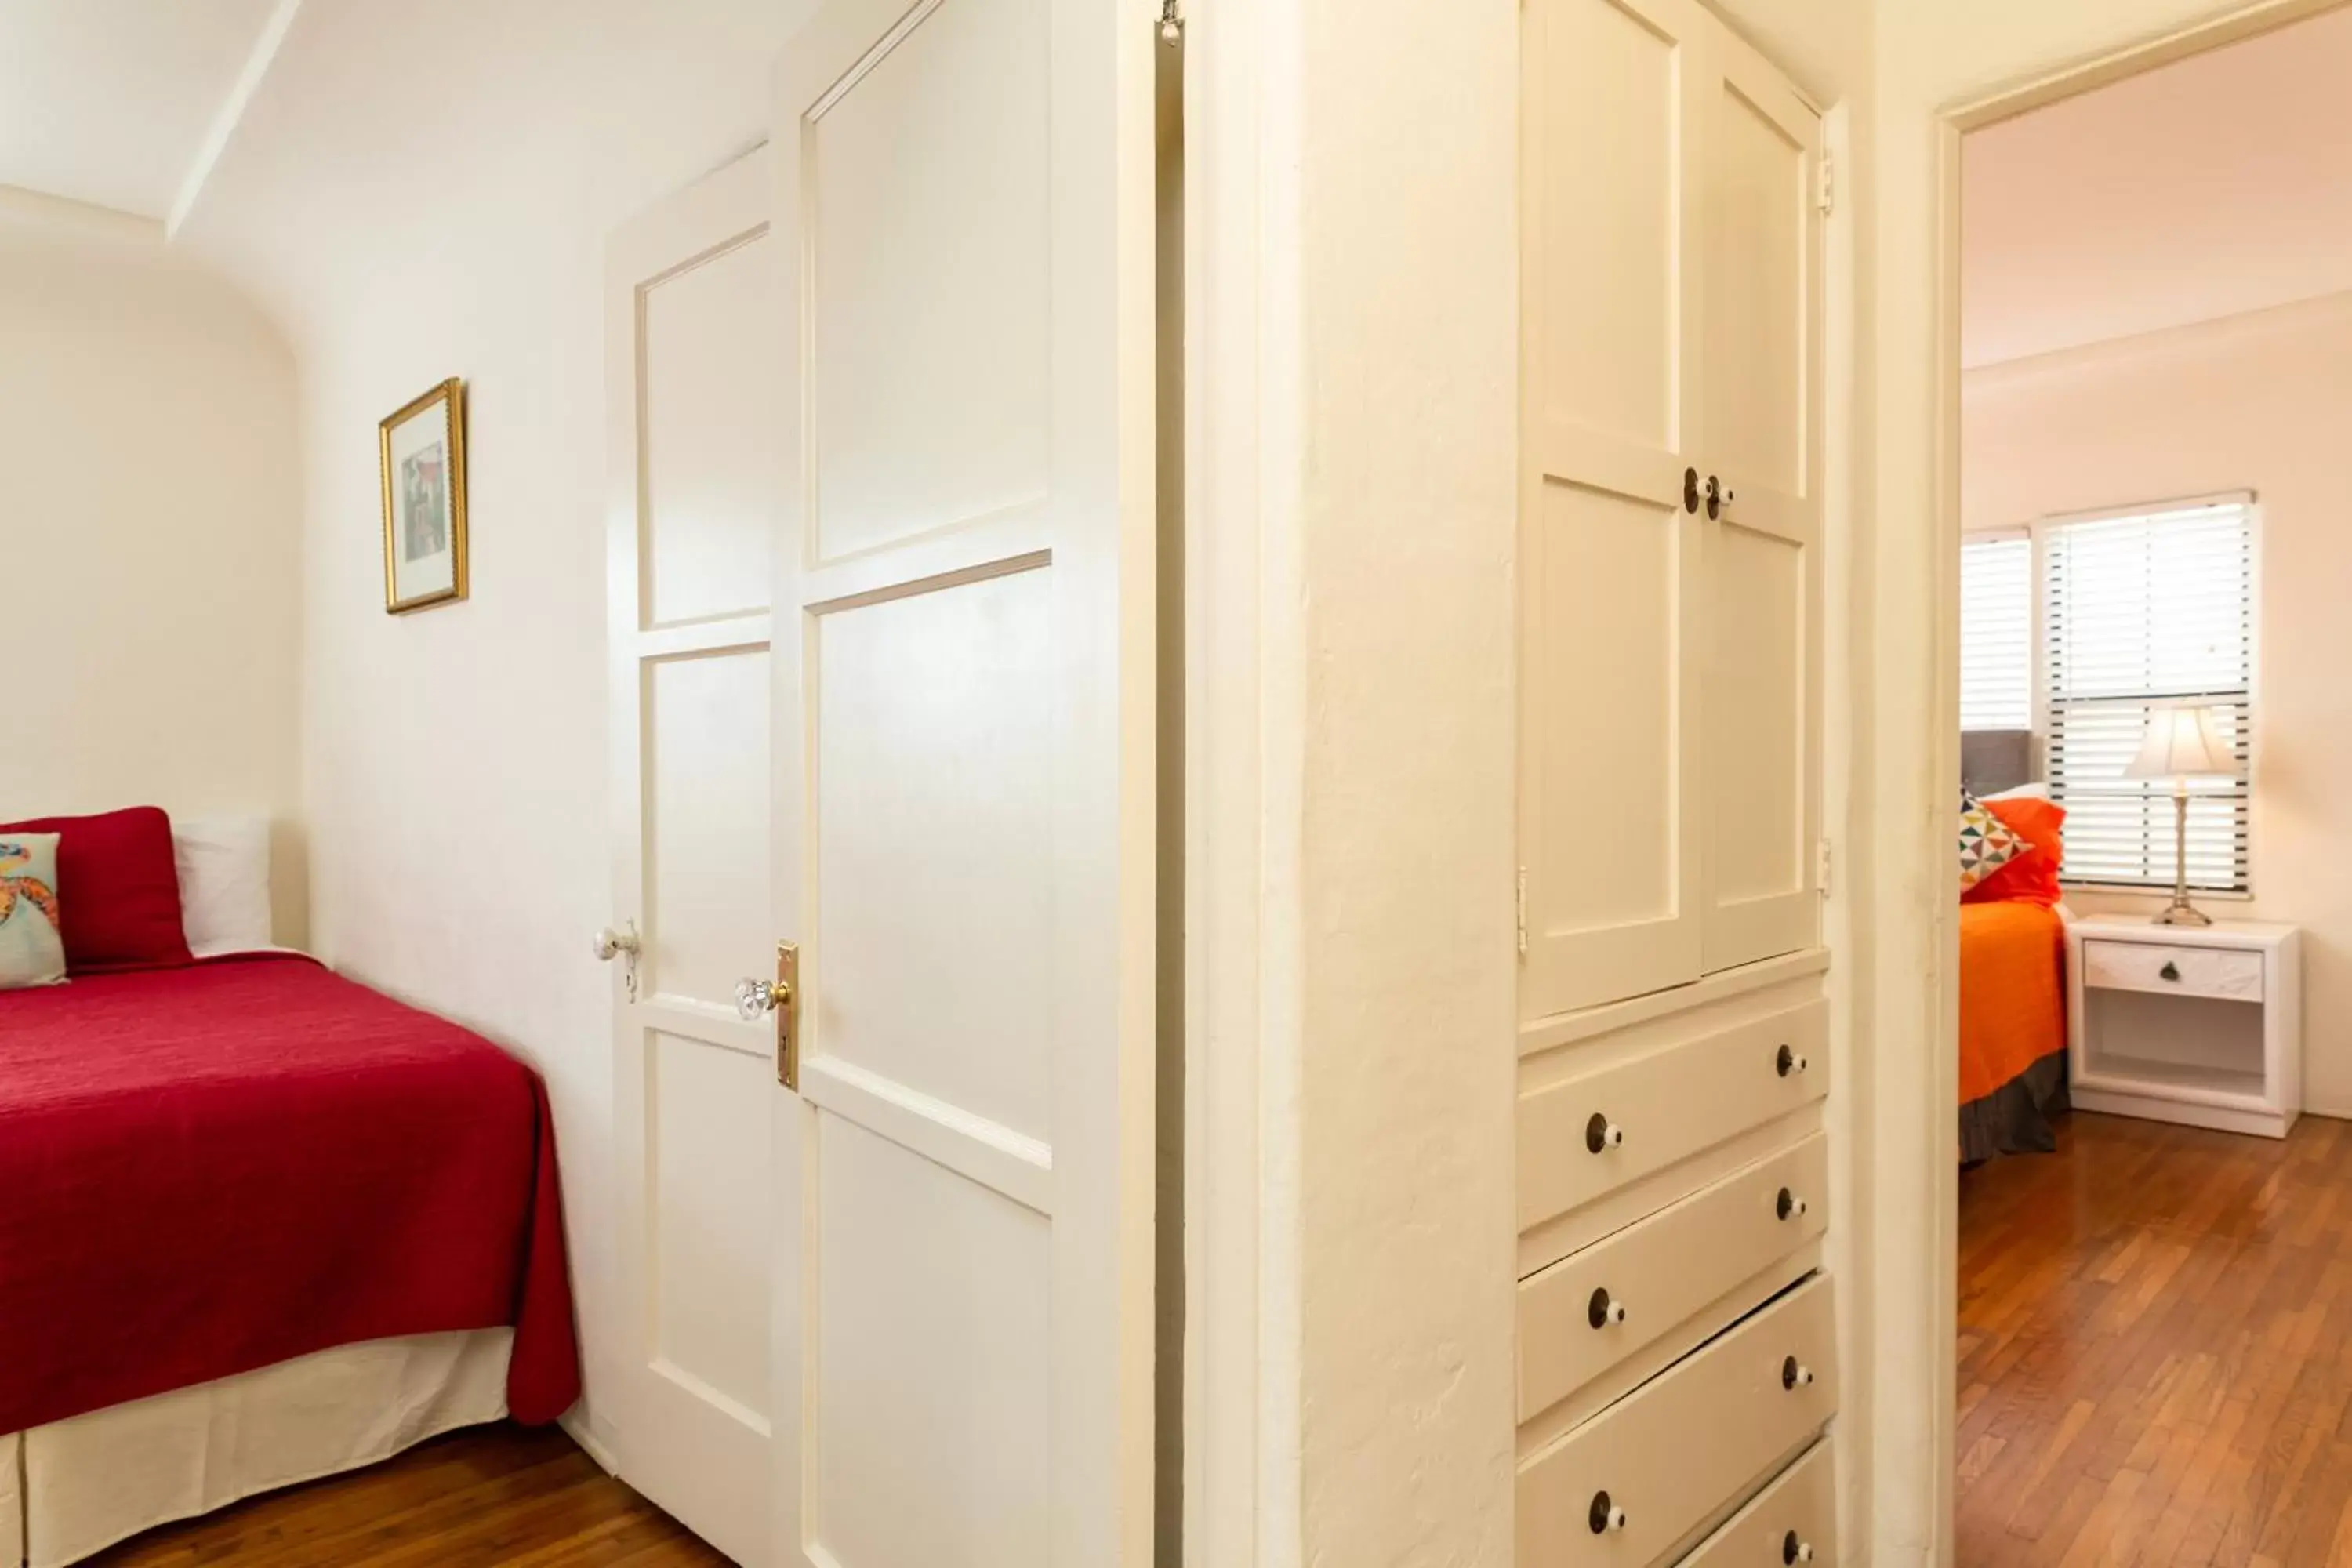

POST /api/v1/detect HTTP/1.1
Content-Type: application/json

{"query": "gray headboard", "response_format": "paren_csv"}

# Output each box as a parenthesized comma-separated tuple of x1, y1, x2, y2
(1961, 729, 2034, 796)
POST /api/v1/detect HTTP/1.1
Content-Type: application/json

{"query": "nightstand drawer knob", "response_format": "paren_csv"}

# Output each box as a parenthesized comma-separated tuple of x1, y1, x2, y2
(1781, 1355, 1815, 1390)
(1588, 1287, 1628, 1329)
(1784, 1532, 1816, 1565)
(1588, 1491, 1628, 1534)
(2160, 960, 2181, 982)
(1776, 1043, 1809, 1077)
(1777, 1186, 1808, 1221)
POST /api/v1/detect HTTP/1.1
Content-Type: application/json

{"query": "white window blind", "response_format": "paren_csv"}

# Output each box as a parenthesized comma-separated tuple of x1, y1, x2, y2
(1959, 535, 2031, 731)
(2043, 500, 2254, 893)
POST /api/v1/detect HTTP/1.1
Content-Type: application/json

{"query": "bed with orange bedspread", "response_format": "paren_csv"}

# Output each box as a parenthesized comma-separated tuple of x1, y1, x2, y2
(1958, 899, 2069, 1161)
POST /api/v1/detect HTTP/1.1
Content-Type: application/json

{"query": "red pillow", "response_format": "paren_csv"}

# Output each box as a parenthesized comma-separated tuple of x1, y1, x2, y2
(1962, 793, 2065, 906)
(0, 807, 194, 972)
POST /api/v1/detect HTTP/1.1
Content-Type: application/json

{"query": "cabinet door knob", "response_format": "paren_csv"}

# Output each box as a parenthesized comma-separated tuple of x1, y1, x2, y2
(1784, 1530, 1816, 1565)
(1585, 1112, 1625, 1154)
(1777, 1186, 1808, 1221)
(1776, 1043, 1809, 1077)
(1704, 473, 1724, 520)
(2160, 960, 2182, 982)
(1588, 1287, 1628, 1329)
(1781, 1355, 1815, 1390)
(1588, 1490, 1628, 1534)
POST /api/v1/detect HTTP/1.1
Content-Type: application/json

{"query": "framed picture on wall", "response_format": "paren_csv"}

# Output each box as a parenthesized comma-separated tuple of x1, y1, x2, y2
(378, 378, 470, 613)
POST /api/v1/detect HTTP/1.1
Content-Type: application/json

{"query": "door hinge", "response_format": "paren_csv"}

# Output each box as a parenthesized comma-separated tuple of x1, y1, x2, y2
(1817, 838, 1833, 897)
(1515, 867, 1530, 957)
(1158, 0, 1183, 43)
(1816, 154, 1835, 216)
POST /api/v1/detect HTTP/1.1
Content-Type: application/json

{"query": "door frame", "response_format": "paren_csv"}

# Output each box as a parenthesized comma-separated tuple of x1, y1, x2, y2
(1879, 2, 2350, 1563)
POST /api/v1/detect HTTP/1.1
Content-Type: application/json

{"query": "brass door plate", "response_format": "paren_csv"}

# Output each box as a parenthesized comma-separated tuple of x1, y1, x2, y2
(775, 941, 800, 1090)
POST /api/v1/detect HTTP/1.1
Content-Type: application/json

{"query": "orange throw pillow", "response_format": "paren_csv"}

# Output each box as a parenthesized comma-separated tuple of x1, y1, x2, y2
(1963, 794, 2065, 906)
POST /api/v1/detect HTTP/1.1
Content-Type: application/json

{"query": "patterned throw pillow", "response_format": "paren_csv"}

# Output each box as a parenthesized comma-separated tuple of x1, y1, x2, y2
(0, 832, 67, 989)
(1958, 790, 2033, 891)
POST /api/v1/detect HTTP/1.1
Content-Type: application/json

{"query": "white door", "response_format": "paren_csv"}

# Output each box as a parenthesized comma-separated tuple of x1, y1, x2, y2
(1518, 0, 1710, 1020)
(763, 0, 1159, 1565)
(603, 147, 786, 1566)
(1698, 35, 1822, 974)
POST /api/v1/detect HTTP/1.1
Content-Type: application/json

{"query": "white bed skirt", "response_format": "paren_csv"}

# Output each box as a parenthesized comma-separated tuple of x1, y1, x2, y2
(2, 1328, 511, 1568)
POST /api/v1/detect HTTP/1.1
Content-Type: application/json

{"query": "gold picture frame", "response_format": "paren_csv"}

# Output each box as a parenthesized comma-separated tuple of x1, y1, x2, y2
(378, 378, 470, 613)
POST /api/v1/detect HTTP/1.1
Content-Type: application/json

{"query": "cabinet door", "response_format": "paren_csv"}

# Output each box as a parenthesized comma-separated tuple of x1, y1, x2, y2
(1699, 34, 1822, 972)
(1519, 0, 1711, 1020)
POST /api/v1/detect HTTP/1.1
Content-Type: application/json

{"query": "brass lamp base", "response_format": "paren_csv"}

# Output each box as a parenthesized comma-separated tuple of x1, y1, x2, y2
(2151, 786, 2212, 927)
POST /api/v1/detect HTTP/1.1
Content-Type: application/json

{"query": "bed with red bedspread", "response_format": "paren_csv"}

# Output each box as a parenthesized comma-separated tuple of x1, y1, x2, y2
(0, 953, 579, 1437)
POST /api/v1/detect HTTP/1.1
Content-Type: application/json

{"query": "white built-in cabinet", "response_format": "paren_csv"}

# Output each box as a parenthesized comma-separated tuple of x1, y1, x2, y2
(1515, 0, 1835, 1562)
(1518, 0, 1823, 1025)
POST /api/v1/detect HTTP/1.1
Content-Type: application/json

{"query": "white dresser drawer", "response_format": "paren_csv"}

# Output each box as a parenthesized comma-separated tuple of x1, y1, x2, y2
(1679, 1439, 1837, 1568)
(2081, 938, 2263, 1002)
(1519, 999, 1827, 1237)
(1519, 1134, 1827, 1425)
(1518, 1275, 1835, 1566)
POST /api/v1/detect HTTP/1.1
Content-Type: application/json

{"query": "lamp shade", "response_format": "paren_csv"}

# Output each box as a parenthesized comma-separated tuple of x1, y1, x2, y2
(2125, 703, 2236, 782)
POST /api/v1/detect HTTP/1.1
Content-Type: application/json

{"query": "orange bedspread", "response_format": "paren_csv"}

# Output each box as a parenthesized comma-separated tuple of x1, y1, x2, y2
(1958, 900, 2067, 1105)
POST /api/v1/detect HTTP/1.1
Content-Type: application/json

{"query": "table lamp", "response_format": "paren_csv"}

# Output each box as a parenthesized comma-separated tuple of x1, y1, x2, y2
(2122, 702, 2235, 927)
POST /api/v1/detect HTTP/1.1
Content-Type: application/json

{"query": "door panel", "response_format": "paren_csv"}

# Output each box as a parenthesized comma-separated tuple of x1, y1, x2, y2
(651, 1028, 775, 1417)
(1528, 481, 1686, 941)
(1700, 34, 1820, 973)
(1533, 0, 1679, 452)
(646, 648, 774, 1009)
(643, 238, 783, 627)
(771, 0, 1156, 1563)
(605, 147, 782, 1566)
(1519, 0, 1708, 1019)
(808, 0, 1052, 562)
(811, 565, 1054, 1138)
(811, 1117, 1051, 1566)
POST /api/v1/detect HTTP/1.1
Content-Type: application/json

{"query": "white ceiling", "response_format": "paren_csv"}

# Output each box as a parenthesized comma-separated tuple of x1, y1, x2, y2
(1964, 5, 2352, 368)
(0, 0, 280, 223)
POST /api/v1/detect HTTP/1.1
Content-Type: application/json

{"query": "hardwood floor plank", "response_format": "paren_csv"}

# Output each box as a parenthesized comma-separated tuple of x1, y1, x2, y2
(85, 1424, 728, 1568)
(1961, 1112, 2352, 1568)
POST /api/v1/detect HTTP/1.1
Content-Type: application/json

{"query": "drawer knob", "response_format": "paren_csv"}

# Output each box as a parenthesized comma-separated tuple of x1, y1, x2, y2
(1777, 1187, 1808, 1221)
(1781, 1355, 1815, 1391)
(2160, 960, 2182, 982)
(1587, 1490, 1628, 1534)
(1776, 1043, 1809, 1077)
(1587, 1287, 1628, 1330)
(1584, 1112, 1626, 1154)
(1782, 1531, 1815, 1565)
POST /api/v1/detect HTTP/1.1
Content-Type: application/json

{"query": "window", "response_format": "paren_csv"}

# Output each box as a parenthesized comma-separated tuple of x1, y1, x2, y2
(2043, 499, 2254, 894)
(1959, 535, 2031, 731)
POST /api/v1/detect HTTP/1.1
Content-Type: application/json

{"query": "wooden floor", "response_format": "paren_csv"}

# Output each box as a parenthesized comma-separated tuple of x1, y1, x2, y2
(1959, 1110, 2352, 1566)
(86, 1423, 729, 1567)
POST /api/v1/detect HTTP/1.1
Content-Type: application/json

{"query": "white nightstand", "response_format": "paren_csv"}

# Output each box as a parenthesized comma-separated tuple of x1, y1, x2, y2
(2065, 916, 2302, 1138)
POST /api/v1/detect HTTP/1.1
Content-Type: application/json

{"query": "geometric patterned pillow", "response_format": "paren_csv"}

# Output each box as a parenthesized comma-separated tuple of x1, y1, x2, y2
(1958, 789, 2034, 891)
(0, 831, 67, 989)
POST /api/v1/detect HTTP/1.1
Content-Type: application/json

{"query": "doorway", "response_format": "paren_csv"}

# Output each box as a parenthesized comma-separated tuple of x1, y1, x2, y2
(1945, 8, 2352, 1560)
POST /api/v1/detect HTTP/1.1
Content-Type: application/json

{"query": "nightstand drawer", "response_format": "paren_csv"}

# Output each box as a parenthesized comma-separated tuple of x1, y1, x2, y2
(2082, 939, 2264, 1002)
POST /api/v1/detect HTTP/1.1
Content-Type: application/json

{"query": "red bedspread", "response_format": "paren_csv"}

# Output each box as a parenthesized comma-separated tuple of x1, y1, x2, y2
(0, 954, 579, 1435)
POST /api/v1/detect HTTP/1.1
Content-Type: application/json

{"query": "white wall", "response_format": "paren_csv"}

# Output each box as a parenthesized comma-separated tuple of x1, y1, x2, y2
(176, 0, 818, 1450)
(0, 191, 305, 938)
(1282, 1, 1523, 1559)
(1964, 292, 2352, 1109)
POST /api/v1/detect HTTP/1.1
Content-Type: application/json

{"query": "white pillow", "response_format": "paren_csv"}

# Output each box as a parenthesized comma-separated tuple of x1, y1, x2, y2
(173, 815, 275, 956)
(1983, 782, 2052, 802)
